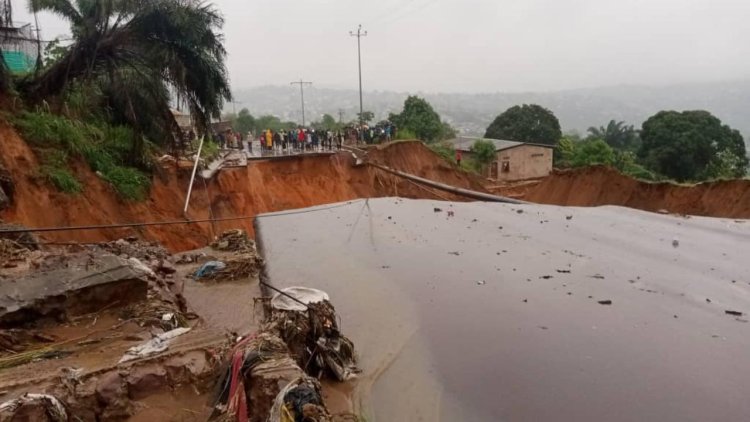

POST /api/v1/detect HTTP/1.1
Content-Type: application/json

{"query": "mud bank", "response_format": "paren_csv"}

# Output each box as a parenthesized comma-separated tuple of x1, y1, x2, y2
(490, 166, 750, 218)
(257, 199, 750, 421)
(0, 121, 480, 250)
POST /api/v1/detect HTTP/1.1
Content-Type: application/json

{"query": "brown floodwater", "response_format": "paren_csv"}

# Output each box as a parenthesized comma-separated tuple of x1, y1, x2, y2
(256, 198, 750, 421)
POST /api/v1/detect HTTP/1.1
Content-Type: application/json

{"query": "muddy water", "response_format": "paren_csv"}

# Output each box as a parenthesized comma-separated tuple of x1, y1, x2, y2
(257, 198, 750, 421)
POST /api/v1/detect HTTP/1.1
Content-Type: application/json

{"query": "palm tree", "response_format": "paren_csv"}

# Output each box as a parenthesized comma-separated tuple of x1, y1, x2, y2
(587, 120, 639, 150)
(20, 0, 231, 144)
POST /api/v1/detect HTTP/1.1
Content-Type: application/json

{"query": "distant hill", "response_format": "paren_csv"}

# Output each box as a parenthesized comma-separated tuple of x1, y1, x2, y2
(233, 80, 750, 140)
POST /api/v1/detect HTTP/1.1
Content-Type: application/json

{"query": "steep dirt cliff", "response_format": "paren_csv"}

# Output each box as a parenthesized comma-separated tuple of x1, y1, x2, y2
(0, 126, 478, 250)
(490, 166, 750, 219)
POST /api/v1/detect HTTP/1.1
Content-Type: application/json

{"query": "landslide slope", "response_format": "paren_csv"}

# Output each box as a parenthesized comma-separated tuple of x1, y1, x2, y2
(497, 166, 750, 219)
(0, 126, 480, 250)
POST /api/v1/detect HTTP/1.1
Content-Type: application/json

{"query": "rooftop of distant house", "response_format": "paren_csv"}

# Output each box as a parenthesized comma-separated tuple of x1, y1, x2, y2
(448, 136, 554, 152)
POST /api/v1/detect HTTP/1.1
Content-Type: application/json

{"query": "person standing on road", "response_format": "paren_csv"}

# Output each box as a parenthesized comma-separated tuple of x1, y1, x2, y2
(272, 131, 281, 154)
(265, 129, 273, 152)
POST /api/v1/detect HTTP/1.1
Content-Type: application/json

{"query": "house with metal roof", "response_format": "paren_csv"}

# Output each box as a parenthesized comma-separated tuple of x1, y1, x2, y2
(447, 136, 554, 181)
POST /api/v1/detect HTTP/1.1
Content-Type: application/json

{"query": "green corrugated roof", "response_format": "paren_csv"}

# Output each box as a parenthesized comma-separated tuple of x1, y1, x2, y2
(1, 51, 35, 74)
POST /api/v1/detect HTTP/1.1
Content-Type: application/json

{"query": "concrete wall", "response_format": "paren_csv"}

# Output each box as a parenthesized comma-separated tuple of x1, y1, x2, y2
(493, 145, 553, 181)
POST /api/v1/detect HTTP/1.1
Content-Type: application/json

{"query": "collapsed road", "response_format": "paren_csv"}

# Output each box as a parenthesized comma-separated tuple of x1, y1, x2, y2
(255, 198, 750, 422)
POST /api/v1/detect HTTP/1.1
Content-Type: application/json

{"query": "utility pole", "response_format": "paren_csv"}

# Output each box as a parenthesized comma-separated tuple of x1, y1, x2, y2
(349, 24, 367, 141)
(290, 79, 312, 127)
(338, 109, 344, 125)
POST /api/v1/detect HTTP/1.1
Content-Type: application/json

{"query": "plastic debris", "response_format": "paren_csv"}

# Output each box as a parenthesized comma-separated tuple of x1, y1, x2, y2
(0, 393, 67, 421)
(271, 287, 330, 312)
(193, 261, 226, 278)
(118, 327, 191, 363)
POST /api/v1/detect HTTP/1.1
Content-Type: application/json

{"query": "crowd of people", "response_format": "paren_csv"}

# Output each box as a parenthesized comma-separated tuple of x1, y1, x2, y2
(257, 128, 344, 153)
(205, 121, 399, 157)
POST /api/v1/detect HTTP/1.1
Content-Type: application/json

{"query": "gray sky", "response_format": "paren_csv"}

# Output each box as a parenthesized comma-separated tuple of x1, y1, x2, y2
(16, 0, 750, 93)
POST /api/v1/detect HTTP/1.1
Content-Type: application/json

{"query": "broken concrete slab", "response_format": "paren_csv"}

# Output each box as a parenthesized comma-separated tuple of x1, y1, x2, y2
(256, 198, 750, 422)
(0, 255, 150, 327)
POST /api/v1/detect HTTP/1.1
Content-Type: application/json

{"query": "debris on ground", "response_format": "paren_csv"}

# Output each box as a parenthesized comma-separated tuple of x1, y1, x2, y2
(211, 229, 255, 253)
(0, 238, 29, 266)
(269, 377, 330, 422)
(119, 327, 192, 363)
(0, 235, 234, 421)
(212, 287, 356, 422)
(0, 393, 67, 421)
(192, 230, 264, 282)
(266, 287, 359, 382)
(598, 300, 613, 305)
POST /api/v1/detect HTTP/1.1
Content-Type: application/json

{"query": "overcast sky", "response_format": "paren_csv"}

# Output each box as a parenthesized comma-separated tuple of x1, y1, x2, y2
(15, 0, 750, 93)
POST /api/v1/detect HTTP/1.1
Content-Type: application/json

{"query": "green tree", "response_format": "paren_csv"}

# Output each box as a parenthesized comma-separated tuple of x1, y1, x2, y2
(357, 111, 375, 123)
(569, 139, 616, 167)
(485, 104, 562, 145)
(233, 108, 256, 134)
(587, 120, 640, 151)
(558, 136, 657, 180)
(703, 149, 749, 179)
(316, 113, 338, 131)
(255, 115, 295, 132)
(470, 139, 496, 173)
(22, 0, 231, 145)
(639, 110, 748, 181)
(389, 96, 451, 142)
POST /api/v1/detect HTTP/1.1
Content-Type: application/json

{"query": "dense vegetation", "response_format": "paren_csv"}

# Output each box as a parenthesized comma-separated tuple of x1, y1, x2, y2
(639, 111, 748, 181)
(389, 96, 455, 142)
(1, 0, 231, 199)
(484, 104, 748, 182)
(485, 104, 562, 146)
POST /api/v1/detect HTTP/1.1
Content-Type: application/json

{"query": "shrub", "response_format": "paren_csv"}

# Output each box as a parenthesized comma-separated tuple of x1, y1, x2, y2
(102, 166, 151, 201)
(40, 165, 82, 193)
(14, 111, 152, 200)
(429, 141, 455, 163)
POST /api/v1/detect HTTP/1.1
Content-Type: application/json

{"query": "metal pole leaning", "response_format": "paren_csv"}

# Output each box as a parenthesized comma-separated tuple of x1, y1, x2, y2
(183, 135, 205, 217)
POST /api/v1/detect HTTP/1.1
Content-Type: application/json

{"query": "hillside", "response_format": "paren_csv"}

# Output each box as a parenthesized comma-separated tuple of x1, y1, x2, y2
(234, 80, 750, 139)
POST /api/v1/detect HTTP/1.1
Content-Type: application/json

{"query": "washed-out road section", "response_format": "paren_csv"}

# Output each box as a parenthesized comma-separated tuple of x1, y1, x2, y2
(256, 198, 750, 422)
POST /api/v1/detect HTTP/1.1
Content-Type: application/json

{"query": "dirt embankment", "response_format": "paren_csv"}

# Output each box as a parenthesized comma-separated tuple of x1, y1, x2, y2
(0, 126, 480, 251)
(491, 166, 750, 219)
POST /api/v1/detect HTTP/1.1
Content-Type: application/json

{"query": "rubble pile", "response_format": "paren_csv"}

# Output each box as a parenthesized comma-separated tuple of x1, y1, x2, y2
(96, 236, 171, 262)
(195, 230, 264, 282)
(0, 238, 29, 266)
(0, 222, 39, 250)
(211, 287, 359, 422)
(0, 235, 232, 421)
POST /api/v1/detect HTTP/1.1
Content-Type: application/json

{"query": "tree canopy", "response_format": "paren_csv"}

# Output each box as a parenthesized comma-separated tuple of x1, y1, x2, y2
(638, 110, 748, 181)
(587, 120, 640, 151)
(357, 111, 375, 124)
(389, 96, 452, 142)
(484, 104, 561, 145)
(20, 0, 231, 146)
(232, 108, 255, 134)
(313, 113, 338, 131)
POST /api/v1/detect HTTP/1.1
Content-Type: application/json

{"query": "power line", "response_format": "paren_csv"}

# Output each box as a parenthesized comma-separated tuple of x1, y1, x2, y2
(290, 79, 312, 127)
(349, 24, 367, 141)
